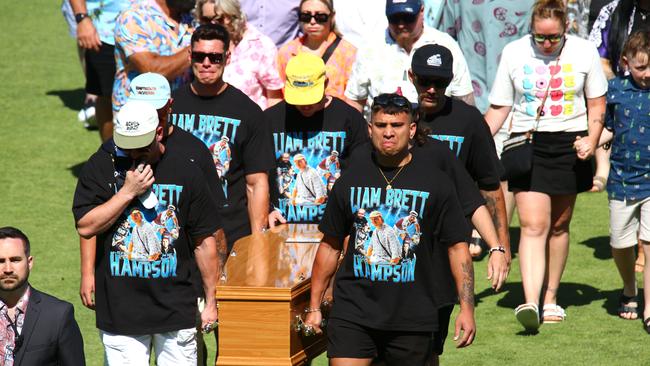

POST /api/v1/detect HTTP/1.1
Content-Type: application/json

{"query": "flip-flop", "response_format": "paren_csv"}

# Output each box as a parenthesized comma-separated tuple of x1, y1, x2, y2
(617, 294, 638, 320)
(542, 304, 566, 323)
(515, 303, 540, 330)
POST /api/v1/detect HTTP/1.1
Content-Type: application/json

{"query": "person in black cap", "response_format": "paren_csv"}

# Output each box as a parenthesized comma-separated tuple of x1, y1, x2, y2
(409, 43, 510, 363)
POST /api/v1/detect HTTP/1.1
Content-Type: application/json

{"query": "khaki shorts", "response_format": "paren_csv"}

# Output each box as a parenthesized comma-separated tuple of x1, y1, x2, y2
(609, 197, 650, 249)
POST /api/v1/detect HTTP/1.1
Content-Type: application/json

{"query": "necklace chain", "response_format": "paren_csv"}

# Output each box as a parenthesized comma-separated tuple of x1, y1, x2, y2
(377, 156, 411, 190)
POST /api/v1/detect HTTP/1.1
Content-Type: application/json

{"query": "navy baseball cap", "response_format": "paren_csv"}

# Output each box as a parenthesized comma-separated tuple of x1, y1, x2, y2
(386, 0, 423, 17)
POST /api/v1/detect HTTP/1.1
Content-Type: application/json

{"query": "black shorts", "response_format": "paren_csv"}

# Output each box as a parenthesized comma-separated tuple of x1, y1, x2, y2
(508, 131, 593, 195)
(431, 305, 454, 355)
(327, 317, 433, 365)
(85, 42, 116, 96)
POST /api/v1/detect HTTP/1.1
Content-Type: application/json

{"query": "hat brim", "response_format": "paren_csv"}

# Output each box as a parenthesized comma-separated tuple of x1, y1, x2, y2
(128, 96, 168, 110)
(284, 79, 325, 106)
(411, 65, 453, 80)
(114, 130, 156, 150)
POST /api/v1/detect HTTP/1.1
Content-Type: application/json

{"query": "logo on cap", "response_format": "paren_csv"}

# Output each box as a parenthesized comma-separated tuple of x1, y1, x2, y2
(126, 121, 140, 131)
(392, 0, 408, 3)
(427, 54, 442, 67)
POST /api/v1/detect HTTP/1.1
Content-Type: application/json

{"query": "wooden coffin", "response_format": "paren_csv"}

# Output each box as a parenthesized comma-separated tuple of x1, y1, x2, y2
(216, 223, 327, 366)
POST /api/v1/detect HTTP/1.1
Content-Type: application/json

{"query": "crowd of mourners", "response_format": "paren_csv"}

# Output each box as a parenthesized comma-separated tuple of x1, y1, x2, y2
(2, 0, 650, 365)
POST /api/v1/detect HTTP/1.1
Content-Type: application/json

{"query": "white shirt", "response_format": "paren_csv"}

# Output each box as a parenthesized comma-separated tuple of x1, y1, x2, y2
(489, 35, 608, 133)
(333, 0, 388, 49)
(345, 25, 473, 119)
(295, 166, 327, 204)
(369, 224, 401, 263)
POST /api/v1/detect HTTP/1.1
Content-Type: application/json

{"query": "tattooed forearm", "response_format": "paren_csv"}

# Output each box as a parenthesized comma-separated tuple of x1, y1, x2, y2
(460, 261, 475, 307)
(590, 113, 605, 126)
(215, 229, 228, 276)
(481, 189, 508, 247)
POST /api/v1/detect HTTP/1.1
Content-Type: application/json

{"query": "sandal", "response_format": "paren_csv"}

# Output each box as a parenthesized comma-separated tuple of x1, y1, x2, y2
(542, 304, 566, 323)
(618, 294, 639, 320)
(644, 318, 650, 334)
(515, 303, 540, 330)
(590, 176, 607, 192)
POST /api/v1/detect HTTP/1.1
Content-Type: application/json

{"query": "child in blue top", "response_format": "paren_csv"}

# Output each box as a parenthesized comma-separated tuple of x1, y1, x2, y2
(599, 29, 650, 333)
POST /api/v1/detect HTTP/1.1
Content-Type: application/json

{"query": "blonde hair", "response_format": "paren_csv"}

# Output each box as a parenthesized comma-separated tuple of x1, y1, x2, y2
(195, 0, 247, 44)
(299, 0, 342, 37)
(530, 0, 567, 31)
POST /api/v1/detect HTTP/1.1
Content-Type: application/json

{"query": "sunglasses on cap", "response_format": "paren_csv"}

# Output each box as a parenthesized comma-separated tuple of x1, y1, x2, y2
(532, 33, 563, 44)
(373, 93, 411, 109)
(298, 11, 330, 24)
(191, 51, 226, 64)
(388, 12, 418, 25)
(415, 76, 451, 89)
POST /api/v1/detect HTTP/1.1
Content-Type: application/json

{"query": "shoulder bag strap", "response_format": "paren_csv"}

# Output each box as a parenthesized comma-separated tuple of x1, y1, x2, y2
(321, 35, 342, 64)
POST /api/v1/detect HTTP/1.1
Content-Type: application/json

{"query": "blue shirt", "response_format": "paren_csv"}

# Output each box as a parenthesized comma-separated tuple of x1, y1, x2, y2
(606, 75, 650, 201)
(86, 0, 132, 45)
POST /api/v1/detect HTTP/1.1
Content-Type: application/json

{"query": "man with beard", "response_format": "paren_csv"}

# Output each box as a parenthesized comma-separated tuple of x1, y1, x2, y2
(345, 0, 474, 120)
(112, 0, 196, 113)
(0, 227, 85, 365)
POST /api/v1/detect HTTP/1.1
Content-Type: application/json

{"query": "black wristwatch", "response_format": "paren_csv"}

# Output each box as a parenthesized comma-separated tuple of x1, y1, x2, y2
(75, 13, 90, 24)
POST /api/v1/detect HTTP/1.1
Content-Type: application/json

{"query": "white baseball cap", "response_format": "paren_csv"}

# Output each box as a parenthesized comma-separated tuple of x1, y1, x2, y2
(114, 101, 159, 149)
(128, 72, 171, 109)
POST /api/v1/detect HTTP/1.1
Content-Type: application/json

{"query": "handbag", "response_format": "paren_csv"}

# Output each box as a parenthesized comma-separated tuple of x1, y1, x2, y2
(500, 51, 562, 180)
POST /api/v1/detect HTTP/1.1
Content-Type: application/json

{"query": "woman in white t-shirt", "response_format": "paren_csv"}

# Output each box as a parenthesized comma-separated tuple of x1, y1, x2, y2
(484, 0, 607, 331)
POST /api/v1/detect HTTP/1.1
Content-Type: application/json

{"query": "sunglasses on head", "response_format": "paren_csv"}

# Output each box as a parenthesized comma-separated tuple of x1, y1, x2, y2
(373, 93, 411, 109)
(388, 12, 418, 25)
(191, 51, 226, 64)
(415, 76, 451, 89)
(532, 33, 563, 44)
(298, 11, 330, 24)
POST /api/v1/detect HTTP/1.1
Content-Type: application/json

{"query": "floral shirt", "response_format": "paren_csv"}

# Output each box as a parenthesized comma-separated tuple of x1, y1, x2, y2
(0, 287, 30, 366)
(223, 26, 284, 109)
(605, 76, 650, 201)
(112, 0, 193, 112)
(86, 0, 133, 45)
(438, 0, 533, 113)
(278, 32, 357, 101)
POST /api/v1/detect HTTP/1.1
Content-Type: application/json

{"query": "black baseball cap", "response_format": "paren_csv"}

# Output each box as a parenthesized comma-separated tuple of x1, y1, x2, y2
(411, 44, 454, 79)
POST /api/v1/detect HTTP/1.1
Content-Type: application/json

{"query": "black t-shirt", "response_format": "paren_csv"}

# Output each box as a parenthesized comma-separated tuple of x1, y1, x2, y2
(264, 97, 369, 223)
(319, 151, 471, 332)
(72, 148, 220, 335)
(419, 97, 503, 190)
(170, 84, 275, 247)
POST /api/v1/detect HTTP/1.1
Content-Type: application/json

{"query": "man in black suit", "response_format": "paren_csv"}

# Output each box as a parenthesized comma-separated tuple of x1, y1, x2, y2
(0, 226, 85, 366)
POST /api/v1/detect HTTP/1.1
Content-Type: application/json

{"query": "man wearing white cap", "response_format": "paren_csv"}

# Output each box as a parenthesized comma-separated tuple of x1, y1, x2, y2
(73, 100, 221, 365)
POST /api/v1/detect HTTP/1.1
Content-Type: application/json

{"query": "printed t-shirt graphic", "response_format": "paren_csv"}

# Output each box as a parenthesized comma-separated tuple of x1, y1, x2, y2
(319, 152, 471, 331)
(169, 84, 275, 246)
(72, 149, 220, 335)
(265, 97, 368, 223)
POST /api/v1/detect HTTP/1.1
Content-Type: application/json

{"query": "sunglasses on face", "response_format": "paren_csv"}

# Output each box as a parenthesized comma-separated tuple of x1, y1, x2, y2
(373, 93, 411, 108)
(298, 11, 330, 24)
(388, 12, 418, 25)
(415, 76, 451, 89)
(191, 51, 226, 64)
(199, 13, 226, 25)
(532, 33, 563, 44)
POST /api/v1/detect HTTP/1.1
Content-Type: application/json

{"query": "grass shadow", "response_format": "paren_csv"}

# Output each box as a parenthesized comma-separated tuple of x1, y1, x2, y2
(476, 281, 606, 310)
(46, 88, 85, 111)
(580, 235, 612, 260)
(68, 161, 86, 178)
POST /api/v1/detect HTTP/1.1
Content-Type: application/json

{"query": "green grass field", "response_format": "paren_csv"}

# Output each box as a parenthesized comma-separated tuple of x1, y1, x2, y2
(2, 1, 650, 365)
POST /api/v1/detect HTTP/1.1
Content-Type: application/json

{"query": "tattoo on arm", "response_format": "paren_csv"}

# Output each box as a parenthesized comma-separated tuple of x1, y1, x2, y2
(215, 230, 228, 275)
(481, 191, 503, 239)
(591, 113, 605, 126)
(460, 261, 475, 306)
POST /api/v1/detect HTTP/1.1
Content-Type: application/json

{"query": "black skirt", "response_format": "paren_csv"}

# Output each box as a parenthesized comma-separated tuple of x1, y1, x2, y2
(508, 131, 593, 195)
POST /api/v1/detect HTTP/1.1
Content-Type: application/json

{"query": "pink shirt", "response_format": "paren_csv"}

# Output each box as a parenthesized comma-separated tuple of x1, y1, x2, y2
(223, 26, 284, 109)
(277, 32, 357, 100)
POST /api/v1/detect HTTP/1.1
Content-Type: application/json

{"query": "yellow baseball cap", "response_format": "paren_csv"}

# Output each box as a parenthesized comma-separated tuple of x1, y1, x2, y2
(284, 53, 326, 105)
